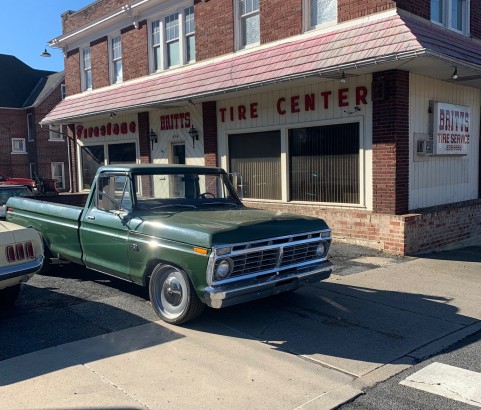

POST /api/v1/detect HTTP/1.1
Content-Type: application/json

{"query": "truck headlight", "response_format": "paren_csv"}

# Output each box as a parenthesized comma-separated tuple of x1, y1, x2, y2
(315, 242, 327, 258)
(215, 258, 233, 279)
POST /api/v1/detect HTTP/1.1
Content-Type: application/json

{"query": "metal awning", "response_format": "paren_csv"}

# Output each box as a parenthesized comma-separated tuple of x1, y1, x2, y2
(41, 10, 481, 125)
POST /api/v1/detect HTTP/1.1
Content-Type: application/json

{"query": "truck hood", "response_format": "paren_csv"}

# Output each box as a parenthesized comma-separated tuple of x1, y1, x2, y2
(130, 208, 329, 248)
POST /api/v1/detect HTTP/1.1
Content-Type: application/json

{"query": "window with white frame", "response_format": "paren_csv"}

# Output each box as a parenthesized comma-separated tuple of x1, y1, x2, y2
(12, 138, 26, 154)
(49, 124, 63, 141)
(165, 13, 180, 67)
(27, 113, 35, 141)
(51, 162, 65, 190)
(111, 35, 123, 83)
(185, 6, 195, 62)
(236, 0, 260, 50)
(61, 84, 66, 99)
(82, 47, 92, 91)
(305, 0, 337, 30)
(431, 0, 469, 34)
(150, 6, 196, 72)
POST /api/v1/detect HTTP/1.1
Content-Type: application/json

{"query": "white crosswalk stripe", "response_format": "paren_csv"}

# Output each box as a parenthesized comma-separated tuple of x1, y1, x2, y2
(400, 362, 481, 407)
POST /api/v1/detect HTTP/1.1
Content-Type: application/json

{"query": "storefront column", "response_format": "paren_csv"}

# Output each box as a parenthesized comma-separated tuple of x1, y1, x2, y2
(202, 101, 218, 167)
(372, 70, 410, 215)
(138, 111, 151, 163)
(67, 123, 78, 192)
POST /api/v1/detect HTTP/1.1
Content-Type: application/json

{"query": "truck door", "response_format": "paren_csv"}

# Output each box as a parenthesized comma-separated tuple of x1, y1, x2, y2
(79, 173, 132, 279)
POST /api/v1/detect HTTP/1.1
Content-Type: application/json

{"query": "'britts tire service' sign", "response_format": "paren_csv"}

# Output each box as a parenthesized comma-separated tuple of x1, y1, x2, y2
(433, 102, 470, 155)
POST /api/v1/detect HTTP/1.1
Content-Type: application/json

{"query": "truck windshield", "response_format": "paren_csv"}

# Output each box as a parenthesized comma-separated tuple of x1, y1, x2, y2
(133, 171, 242, 210)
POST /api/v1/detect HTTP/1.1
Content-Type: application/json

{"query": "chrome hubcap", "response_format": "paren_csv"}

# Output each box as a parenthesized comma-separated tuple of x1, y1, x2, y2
(163, 276, 183, 306)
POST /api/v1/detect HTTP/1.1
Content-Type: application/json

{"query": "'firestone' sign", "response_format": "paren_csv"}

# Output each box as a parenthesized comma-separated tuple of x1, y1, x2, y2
(433, 102, 470, 155)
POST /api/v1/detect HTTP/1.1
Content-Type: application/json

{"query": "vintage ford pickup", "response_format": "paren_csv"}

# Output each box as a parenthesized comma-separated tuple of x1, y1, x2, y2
(6, 164, 332, 324)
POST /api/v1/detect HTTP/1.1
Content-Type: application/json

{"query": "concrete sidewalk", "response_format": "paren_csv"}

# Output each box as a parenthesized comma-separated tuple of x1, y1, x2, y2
(1, 246, 480, 410)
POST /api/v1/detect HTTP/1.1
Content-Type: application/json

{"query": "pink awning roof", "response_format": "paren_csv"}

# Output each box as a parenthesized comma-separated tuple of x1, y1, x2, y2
(42, 11, 481, 124)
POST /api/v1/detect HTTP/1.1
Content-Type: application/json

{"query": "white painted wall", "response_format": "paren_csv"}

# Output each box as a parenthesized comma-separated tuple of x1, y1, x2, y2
(409, 73, 480, 210)
(216, 75, 373, 210)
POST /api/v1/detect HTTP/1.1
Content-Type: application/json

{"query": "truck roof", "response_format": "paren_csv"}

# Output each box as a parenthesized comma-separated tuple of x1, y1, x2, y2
(96, 164, 226, 175)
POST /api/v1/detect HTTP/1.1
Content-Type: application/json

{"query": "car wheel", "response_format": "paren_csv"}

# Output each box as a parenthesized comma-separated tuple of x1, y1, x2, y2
(0, 284, 21, 306)
(149, 264, 205, 325)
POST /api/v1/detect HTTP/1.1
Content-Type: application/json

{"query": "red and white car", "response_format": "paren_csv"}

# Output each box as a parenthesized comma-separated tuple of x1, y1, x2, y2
(0, 172, 36, 192)
(0, 221, 43, 305)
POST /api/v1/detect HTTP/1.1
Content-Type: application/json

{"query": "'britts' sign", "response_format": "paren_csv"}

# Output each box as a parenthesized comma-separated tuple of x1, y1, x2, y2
(433, 102, 470, 155)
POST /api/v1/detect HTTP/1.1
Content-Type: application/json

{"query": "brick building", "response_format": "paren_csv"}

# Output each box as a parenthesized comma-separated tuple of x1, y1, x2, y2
(42, 0, 481, 254)
(0, 54, 70, 191)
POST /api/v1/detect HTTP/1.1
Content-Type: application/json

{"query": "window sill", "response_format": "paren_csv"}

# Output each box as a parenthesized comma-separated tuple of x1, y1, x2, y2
(48, 139, 65, 142)
(11, 152, 27, 155)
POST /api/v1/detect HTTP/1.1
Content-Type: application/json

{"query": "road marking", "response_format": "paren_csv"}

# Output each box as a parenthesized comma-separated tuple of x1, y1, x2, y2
(400, 362, 481, 407)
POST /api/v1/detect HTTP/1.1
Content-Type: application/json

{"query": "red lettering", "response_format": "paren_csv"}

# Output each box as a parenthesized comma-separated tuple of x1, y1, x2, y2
(229, 106, 234, 121)
(76, 126, 83, 138)
(355, 86, 368, 105)
(173, 113, 179, 128)
(185, 112, 191, 128)
(338, 88, 349, 107)
(219, 108, 227, 122)
(250, 102, 258, 118)
(129, 121, 136, 133)
(291, 96, 300, 113)
(88, 127, 93, 138)
(179, 113, 185, 128)
(83, 129, 88, 139)
(113, 124, 120, 135)
(321, 91, 331, 109)
(120, 122, 128, 134)
(305, 94, 315, 111)
(277, 98, 286, 115)
(93, 126, 99, 137)
(238, 105, 246, 120)
(100, 125, 106, 136)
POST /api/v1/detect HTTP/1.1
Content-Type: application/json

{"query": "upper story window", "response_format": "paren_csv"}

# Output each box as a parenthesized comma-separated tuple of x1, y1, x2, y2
(236, 0, 260, 50)
(61, 84, 67, 99)
(185, 6, 195, 62)
(49, 124, 64, 141)
(165, 13, 180, 67)
(306, 0, 337, 30)
(12, 138, 26, 154)
(82, 47, 92, 91)
(150, 5, 196, 73)
(111, 35, 123, 83)
(431, 0, 469, 34)
(27, 113, 35, 141)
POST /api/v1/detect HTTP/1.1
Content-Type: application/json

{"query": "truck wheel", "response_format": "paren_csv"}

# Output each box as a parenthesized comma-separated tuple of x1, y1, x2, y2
(149, 264, 205, 325)
(0, 284, 21, 306)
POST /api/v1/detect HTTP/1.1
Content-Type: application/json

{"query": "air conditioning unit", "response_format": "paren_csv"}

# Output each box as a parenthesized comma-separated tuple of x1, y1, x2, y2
(417, 140, 434, 155)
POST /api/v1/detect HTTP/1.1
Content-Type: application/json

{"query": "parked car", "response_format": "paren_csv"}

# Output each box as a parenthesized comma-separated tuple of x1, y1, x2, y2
(0, 185, 33, 220)
(0, 221, 44, 305)
(0, 172, 36, 192)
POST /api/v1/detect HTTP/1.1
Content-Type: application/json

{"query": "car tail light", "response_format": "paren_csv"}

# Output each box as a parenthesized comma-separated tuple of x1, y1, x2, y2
(6, 246, 16, 262)
(16, 243, 25, 260)
(25, 241, 35, 259)
(5, 242, 35, 263)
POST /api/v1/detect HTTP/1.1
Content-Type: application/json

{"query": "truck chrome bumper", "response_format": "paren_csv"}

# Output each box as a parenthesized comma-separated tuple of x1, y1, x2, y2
(204, 260, 332, 309)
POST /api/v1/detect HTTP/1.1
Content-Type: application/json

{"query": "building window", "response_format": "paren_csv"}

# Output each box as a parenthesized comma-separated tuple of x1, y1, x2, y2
(49, 124, 63, 141)
(236, 0, 260, 49)
(305, 0, 337, 29)
(27, 113, 35, 141)
(289, 123, 359, 204)
(12, 138, 26, 154)
(152, 19, 163, 71)
(431, 0, 469, 34)
(51, 162, 65, 190)
(111, 35, 123, 83)
(82, 47, 92, 91)
(228, 131, 281, 200)
(185, 6, 195, 62)
(61, 84, 67, 99)
(165, 13, 180, 67)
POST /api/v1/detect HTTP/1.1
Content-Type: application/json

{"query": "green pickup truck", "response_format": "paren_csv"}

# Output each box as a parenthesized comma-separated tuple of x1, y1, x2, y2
(6, 164, 332, 324)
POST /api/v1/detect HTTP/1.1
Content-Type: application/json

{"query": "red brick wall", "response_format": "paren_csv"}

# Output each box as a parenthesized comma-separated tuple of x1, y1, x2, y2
(138, 111, 151, 164)
(65, 48, 81, 96)
(62, 0, 125, 34)
(338, 0, 396, 22)
(195, 0, 234, 61)
(372, 70, 410, 215)
(91, 37, 109, 89)
(246, 200, 481, 255)
(202, 101, 218, 167)
(121, 21, 149, 81)
(260, 0, 303, 43)
(0, 108, 29, 177)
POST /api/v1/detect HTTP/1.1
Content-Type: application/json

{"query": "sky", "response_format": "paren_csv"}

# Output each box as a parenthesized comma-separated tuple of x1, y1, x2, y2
(1, 1, 94, 73)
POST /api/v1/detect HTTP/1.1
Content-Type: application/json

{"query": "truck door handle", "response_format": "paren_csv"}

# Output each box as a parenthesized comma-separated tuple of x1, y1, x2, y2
(87, 216, 95, 220)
